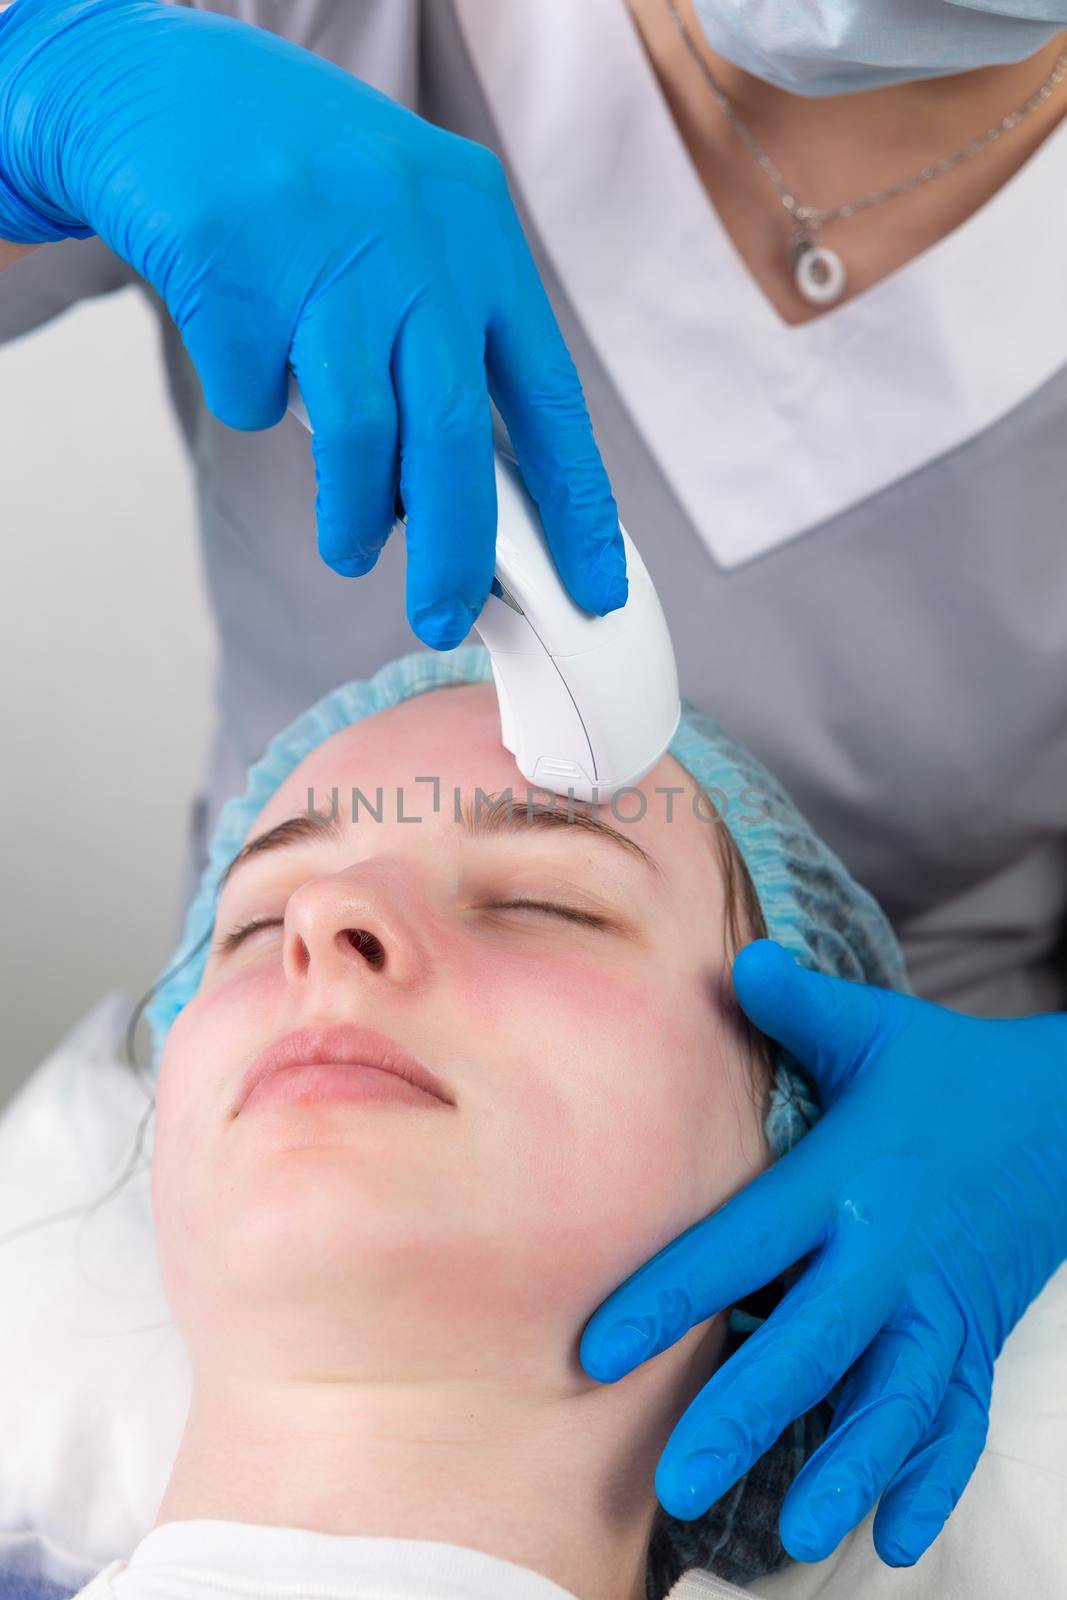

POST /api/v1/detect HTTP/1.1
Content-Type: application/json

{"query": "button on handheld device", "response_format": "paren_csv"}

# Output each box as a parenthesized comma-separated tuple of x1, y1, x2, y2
(287, 378, 681, 803)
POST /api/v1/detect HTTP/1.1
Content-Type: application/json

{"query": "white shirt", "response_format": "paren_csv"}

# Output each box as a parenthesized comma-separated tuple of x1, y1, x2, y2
(68, 1521, 754, 1600)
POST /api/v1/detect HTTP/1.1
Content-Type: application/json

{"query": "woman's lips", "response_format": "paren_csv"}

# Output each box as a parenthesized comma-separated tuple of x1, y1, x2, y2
(235, 1022, 454, 1116)
(242, 1060, 446, 1113)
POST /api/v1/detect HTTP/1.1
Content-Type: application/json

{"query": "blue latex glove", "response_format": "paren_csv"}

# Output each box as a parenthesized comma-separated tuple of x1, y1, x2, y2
(0, 0, 626, 649)
(580, 938, 1067, 1566)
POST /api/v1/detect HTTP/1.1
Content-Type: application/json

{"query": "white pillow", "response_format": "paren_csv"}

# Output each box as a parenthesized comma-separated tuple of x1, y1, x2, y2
(0, 993, 187, 1592)
(1, 995, 1064, 1596)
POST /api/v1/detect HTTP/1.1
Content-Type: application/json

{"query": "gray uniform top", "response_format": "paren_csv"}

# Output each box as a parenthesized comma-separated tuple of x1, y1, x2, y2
(4, 0, 1065, 1020)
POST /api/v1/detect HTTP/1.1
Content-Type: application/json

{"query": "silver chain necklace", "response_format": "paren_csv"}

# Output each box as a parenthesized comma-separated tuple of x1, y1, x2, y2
(664, 0, 1067, 307)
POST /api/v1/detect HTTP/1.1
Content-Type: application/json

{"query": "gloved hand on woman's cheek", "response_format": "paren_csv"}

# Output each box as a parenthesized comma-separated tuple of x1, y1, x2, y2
(581, 939, 1067, 1566)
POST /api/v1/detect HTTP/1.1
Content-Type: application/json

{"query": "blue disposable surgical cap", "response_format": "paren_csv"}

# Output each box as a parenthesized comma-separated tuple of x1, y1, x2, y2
(142, 643, 912, 1590)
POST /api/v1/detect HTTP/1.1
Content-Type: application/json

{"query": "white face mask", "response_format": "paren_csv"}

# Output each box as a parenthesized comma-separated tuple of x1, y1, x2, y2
(690, 0, 1067, 97)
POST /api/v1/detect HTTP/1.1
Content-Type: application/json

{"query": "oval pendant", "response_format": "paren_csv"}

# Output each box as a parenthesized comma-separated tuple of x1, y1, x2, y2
(794, 244, 846, 307)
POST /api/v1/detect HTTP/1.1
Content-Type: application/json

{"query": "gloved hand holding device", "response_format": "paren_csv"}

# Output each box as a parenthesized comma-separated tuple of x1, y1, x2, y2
(581, 938, 1067, 1567)
(0, 0, 627, 649)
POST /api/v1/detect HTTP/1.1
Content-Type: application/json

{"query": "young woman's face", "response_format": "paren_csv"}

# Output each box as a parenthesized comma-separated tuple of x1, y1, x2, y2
(153, 685, 770, 1383)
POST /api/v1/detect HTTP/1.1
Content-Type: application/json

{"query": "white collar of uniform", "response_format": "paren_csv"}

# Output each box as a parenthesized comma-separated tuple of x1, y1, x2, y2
(453, 0, 1067, 569)
(101, 1520, 580, 1600)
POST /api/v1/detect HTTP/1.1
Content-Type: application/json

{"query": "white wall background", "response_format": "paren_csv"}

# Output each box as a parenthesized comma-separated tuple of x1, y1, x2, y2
(1, 286, 214, 1107)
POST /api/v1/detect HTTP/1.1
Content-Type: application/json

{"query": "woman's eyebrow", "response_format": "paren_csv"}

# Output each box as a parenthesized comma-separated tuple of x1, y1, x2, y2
(462, 792, 664, 882)
(218, 811, 343, 896)
(217, 788, 664, 898)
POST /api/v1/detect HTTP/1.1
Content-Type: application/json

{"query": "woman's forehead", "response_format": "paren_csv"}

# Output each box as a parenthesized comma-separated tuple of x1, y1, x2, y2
(251, 684, 722, 894)
(260, 685, 527, 818)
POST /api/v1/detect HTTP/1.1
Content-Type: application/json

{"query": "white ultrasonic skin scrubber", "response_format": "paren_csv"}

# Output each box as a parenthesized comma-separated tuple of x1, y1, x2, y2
(474, 420, 680, 803)
(288, 378, 681, 804)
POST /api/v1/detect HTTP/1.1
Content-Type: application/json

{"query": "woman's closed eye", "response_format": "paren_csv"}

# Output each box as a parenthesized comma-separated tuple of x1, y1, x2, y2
(213, 916, 284, 955)
(212, 899, 617, 956)
(476, 898, 616, 932)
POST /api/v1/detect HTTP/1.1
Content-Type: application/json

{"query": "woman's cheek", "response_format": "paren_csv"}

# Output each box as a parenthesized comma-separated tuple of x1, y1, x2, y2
(155, 964, 278, 1151)
(451, 939, 708, 1173)
(184, 961, 282, 1065)
(458, 942, 708, 1100)
(450, 938, 663, 1058)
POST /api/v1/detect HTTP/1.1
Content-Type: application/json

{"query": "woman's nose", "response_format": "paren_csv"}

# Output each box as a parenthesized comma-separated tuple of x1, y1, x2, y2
(280, 860, 433, 996)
